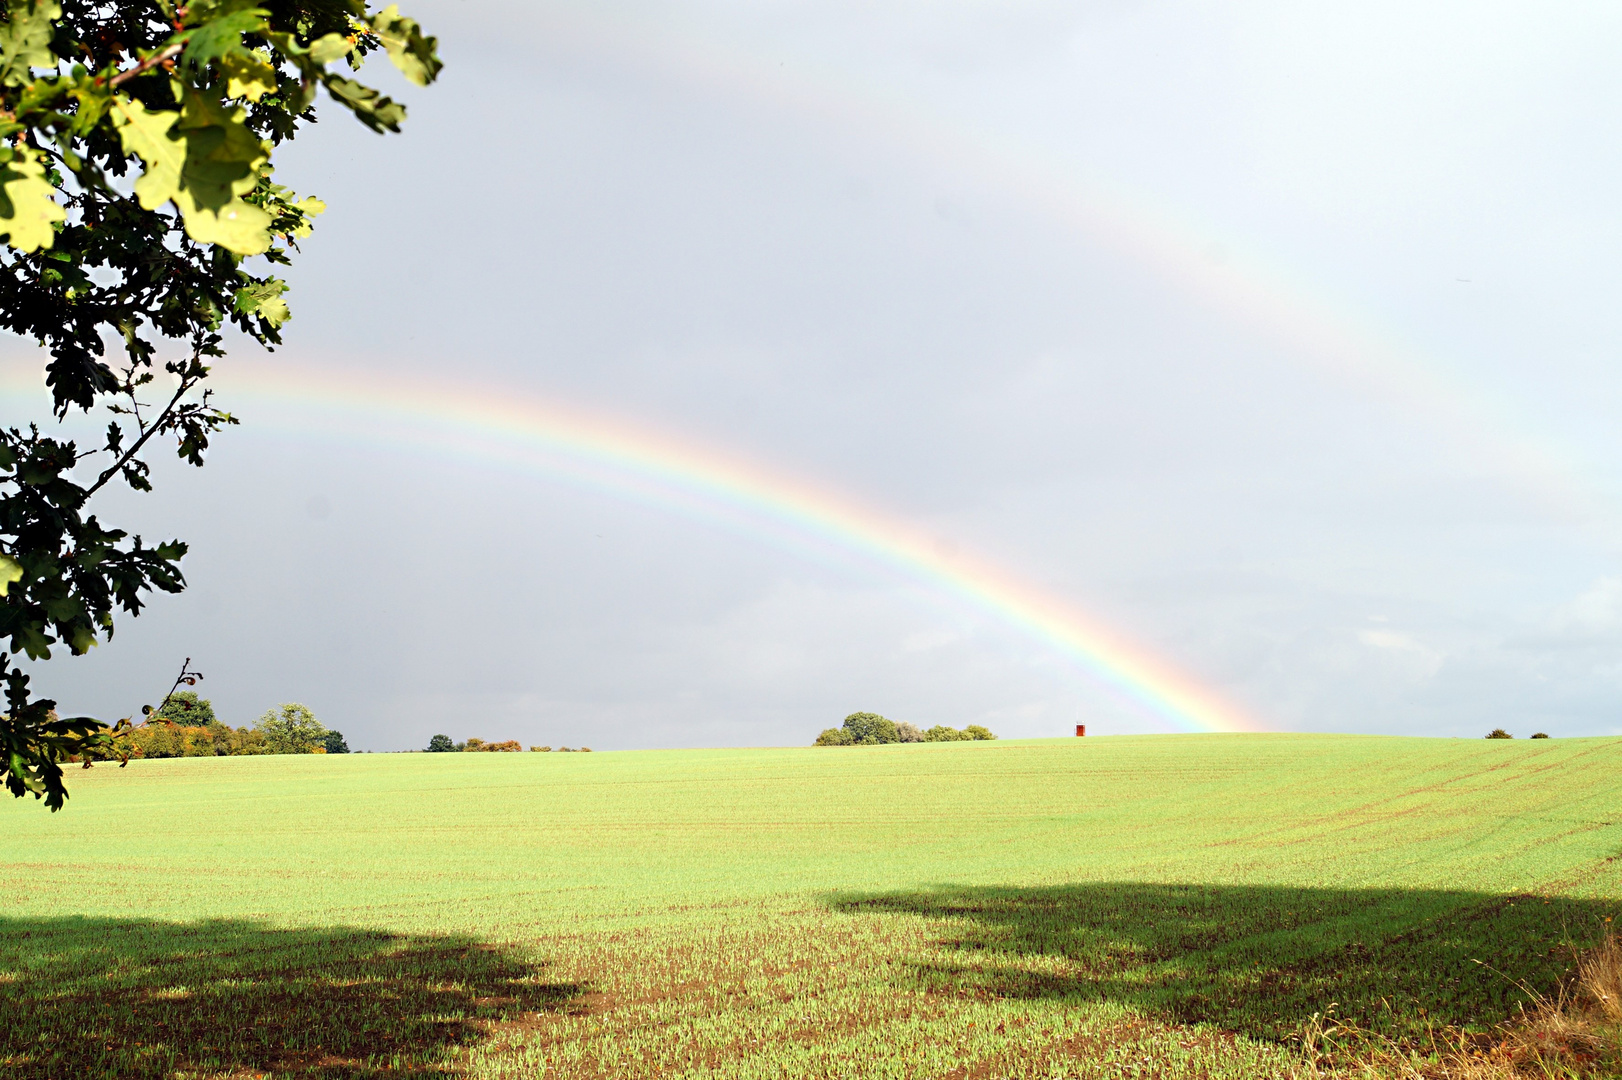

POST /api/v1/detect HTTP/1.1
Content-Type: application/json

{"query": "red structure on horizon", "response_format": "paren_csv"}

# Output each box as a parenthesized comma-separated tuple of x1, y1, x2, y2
(1075, 724, 1086, 737)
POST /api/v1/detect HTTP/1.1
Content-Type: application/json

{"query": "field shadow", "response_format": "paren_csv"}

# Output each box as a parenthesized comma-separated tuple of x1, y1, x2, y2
(833, 882, 1619, 1045)
(0, 915, 583, 1079)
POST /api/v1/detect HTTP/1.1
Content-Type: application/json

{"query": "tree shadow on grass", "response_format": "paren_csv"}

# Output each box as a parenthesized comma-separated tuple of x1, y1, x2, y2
(0, 915, 584, 1079)
(832, 883, 1620, 1047)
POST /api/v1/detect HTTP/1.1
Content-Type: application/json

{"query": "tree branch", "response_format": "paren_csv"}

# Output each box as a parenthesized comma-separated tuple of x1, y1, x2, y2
(83, 375, 192, 499)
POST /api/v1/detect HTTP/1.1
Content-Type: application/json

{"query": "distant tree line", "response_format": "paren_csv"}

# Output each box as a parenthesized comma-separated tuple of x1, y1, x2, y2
(425, 735, 591, 753)
(120, 694, 348, 758)
(814, 712, 996, 746)
(1487, 729, 1550, 739)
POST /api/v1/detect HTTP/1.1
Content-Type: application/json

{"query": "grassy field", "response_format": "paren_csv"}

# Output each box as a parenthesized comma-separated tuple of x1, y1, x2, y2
(2, 733, 1620, 1079)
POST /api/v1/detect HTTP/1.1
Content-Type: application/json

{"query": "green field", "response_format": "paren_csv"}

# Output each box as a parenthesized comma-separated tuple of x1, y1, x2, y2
(3, 733, 1620, 1078)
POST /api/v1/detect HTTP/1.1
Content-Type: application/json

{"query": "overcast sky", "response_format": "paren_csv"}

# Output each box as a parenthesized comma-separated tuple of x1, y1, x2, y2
(9, 1, 1622, 749)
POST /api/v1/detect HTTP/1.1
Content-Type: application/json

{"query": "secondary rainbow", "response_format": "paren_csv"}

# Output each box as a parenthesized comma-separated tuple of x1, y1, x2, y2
(531, 8, 1621, 541)
(210, 364, 1261, 734)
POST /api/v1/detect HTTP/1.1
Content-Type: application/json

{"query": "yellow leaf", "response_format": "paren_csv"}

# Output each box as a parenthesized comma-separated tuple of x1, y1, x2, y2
(307, 33, 352, 65)
(110, 96, 184, 211)
(0, 148, 64, 253)
(0, 554, 22, 596)
(221, 51, 277, 102)
(174, 192, 273, 255)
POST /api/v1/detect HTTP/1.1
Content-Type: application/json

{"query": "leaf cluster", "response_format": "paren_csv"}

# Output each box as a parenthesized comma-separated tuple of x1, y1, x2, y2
(0, 0, 438, 808)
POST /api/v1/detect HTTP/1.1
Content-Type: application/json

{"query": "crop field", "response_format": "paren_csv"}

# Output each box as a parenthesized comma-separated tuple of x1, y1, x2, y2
(2, 733, 1620, 1079)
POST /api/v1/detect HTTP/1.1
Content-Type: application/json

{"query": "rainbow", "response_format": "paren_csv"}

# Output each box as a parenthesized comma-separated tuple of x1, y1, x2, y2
(522, 7, 1618, 540)
(211, 363, 1260, 734)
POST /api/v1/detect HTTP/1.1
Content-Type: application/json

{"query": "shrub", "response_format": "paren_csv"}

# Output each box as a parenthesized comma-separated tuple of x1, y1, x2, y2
(426, 734, 457, 753)
(323, 731, 350, 755)
(210, 722, 268, 756)
(127, 722, 199, 759)
(842, 712, 898, 745)
(963, 724, 997, 741)
(581, 747, 593, 752)
(1531, 732, 1550, 739)
(477, 740, 523, 752)
(814, 727, 852, 746)
(254, 704, 329, 755)
(463, 737, 487, 752)
(923, 725, 966, 742)
(530, 746, 552, 752)
(1486, 728, 1513, 739)
(126, 715, 268, 758)
(895, 722, 923, 743)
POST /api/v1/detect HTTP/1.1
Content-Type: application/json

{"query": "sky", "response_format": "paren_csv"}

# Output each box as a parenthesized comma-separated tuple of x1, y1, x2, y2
(7, 0, 1622, 749)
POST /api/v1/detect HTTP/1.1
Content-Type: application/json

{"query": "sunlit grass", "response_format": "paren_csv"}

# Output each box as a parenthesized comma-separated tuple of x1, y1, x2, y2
(2, 734, 1619, 1077)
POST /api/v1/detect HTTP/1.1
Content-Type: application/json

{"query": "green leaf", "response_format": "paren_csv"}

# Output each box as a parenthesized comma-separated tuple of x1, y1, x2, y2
(0, 0, 60, 87)
(15, 624, 50, 661)
(367, 5, 441, 87)
(0, 555, 22, 596)
(181, 7, 268, 70)
(173, 83, 268, 206)
(220, 50, 277, 102)
(290, 195, 326, 236)
(324, 74, 406, 133)
(43, 592, 84, 621)
(112, 88, 273, 254)
(233, 278, 289, 326)
(0, 147, 64, 253)
(68, 625, 96, 655)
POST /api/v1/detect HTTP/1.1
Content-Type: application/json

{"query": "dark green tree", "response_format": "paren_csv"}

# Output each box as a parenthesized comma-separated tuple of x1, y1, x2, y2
(322, 728, 347, 754)
(425, 733, 455, 753)
(0, 0, 440, 808)
(841, 712, 898, 745)
(152, 689, 216, 726)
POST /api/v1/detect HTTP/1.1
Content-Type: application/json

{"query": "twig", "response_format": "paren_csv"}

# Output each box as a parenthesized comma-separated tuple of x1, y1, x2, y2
(105, 43, 183, 88)
(144, 657, 204, 722)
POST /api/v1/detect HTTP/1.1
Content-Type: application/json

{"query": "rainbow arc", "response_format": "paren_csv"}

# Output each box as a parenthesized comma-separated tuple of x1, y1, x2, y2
(219, 364, 1261, 734)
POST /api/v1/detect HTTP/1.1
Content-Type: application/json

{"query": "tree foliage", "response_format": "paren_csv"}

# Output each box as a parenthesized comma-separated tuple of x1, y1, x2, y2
(840, 712, 897, 745)
(425, 733, 454, 753)
(812, 714, 999, 747)
(0, 0, 439, 808)
(152, 688, 215, 726)
(127, 715, 263, 756)
(253, 701, 326, 754)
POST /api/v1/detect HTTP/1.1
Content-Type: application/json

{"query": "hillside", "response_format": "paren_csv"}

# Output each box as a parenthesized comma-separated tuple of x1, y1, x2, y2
(3, 734, 1619, 1077)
